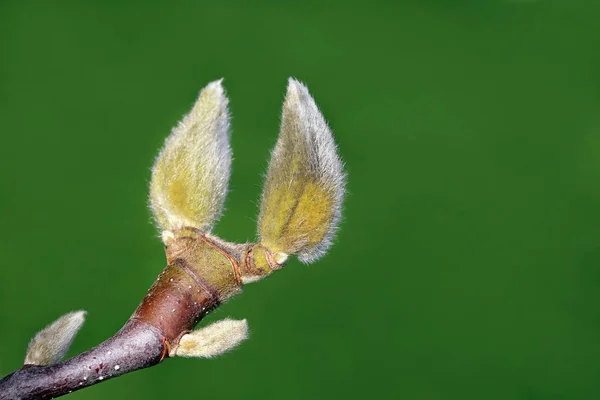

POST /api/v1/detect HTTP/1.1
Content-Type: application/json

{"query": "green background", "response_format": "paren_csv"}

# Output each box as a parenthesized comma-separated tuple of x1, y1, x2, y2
(1, 0, 599, 399)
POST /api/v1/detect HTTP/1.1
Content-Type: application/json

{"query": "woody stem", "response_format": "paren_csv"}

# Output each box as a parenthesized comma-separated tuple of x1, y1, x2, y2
(0, 233, 281, 400)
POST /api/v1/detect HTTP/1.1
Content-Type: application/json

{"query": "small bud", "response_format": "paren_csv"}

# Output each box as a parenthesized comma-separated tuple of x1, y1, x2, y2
(150, 80, 231, 236)
(24, 310, 87, 366)
(258, 78, 346, 263)
(172, 318, 248, 358)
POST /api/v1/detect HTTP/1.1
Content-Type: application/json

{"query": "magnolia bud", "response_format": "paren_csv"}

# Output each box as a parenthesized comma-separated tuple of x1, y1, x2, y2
(24, 310, 87, 366)
(258, 79, 346, 263)
(150, 80, 231, 237)
(171, 318, 248, 358)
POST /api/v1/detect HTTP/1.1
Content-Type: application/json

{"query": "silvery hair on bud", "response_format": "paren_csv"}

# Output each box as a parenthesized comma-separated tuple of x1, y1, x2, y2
(266, 79, 346, 263)
(24, 311, 87, 366)
(290, 79, 345, 262)
(150, 80, 231, 234)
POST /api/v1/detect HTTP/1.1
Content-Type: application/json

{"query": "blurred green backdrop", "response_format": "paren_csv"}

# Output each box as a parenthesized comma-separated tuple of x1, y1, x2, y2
(1, 0, 600, 399)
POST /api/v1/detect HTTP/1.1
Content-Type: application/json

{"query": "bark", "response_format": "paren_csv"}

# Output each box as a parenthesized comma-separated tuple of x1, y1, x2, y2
(0, 320, 165, 400)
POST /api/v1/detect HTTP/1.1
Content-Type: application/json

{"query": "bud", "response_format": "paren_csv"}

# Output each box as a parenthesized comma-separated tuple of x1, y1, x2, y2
(171, 319, 248, 358)
(150, 80, 231, 237)
(24, 310, 87, 366)
(258, 78, 345, 263)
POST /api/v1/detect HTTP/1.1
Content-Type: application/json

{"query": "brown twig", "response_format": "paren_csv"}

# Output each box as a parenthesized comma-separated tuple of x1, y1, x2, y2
(0, 319, 164, 400)
(0, 233, 277, 400)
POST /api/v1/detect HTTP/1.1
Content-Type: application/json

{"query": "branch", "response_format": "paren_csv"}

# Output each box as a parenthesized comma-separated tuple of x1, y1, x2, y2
(0, 235, 277, 400)
(0, 78, 345, 399)
(0, 320, 164, 400)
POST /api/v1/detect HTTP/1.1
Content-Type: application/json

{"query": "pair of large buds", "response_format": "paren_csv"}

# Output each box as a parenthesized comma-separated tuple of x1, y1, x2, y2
(150, 78, 346, 263)
(149, 79, 345, 359)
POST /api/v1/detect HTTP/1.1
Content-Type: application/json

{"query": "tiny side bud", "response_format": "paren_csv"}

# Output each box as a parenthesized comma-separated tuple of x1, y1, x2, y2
(172, 318, 248, 359)
(24, 310, 87, 366)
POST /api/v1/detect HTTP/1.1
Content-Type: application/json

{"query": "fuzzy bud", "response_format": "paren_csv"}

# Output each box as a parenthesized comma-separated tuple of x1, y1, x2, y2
(258, 78, 346, 263)
(171, 318, 248, 358)
(150, 80, 231, 237)
(24, 311, 87, 366)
